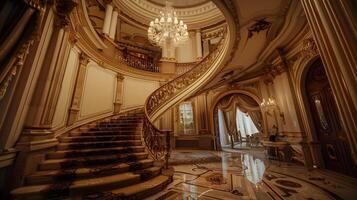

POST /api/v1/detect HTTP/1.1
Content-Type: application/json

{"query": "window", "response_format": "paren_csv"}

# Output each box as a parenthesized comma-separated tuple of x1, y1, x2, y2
(179, 102, 194, 134)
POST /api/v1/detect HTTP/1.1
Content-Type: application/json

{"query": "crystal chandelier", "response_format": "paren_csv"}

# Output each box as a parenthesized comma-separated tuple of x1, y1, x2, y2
(148, 1, 188, 47)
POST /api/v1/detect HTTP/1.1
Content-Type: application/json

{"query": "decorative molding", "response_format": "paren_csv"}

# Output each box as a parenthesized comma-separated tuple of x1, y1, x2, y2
(0, 40, 34, 100)
(54, 0, 78, 28)
(24, 0, 46, 11)
(248, 19, 272, 39)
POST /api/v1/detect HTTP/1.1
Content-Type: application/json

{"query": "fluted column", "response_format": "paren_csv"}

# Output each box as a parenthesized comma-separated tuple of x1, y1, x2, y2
(196, 30, 203, 60)
(67, 53, 90, 125)
(114, 74, 124, 114)
(109, 8, 118, 39)
(301, 0, 357, 164)
(102, 1, 113, 35)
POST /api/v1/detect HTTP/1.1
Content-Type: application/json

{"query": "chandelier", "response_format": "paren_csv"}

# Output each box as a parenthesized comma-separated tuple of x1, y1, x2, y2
(148, 1, 188, 47)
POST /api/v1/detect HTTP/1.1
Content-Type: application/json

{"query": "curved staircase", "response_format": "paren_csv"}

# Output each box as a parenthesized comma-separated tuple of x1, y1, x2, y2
(11, 112, 171, 200)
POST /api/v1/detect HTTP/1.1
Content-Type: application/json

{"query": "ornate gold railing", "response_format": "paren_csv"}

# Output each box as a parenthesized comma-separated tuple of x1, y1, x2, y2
(142, 30, 227, 168)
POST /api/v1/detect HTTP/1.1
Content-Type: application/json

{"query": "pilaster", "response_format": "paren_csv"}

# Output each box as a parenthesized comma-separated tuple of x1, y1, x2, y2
(301, 0, 357, 164)
(114, 74, 124, 114)
(67, 53, 90, 125)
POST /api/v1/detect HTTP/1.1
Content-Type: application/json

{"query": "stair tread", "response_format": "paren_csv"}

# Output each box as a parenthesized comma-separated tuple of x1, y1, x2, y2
(29, 159, 154, 178)
(61, 135, 141, 139)
(49, 145, 145, 154)
(58, 140, 141, 145)
(15, 165, 161, 197)
(108, 175, 169, 196)
(12, 172, 141, 196)
(42, 152, 148, 164)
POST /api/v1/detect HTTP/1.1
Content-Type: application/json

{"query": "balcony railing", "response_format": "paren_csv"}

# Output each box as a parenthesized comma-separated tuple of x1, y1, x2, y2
(122, 53, 159, 72)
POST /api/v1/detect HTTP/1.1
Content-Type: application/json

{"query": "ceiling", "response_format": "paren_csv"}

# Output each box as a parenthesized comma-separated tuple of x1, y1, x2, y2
(147, 0, 209, 8)
(198, 0, 307, 93)
(115, 0, 225, 30)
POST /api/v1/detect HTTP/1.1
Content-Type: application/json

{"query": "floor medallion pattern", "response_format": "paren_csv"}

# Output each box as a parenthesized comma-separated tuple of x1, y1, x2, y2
(147, 150, 357, 200)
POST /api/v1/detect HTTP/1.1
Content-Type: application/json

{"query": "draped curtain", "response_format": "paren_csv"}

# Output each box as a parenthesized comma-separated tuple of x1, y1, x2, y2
(216, 93, 263, 147)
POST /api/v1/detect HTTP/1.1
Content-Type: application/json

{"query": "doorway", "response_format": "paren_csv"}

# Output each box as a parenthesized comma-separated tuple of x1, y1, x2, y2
(305, 58, 355, 176)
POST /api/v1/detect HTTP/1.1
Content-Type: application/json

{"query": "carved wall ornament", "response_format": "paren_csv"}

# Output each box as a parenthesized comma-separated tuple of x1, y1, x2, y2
(54, 0, 78, 28)
(300, 38, 319, 59)
(248, 19, 272, 38)
(79, 53, 90, 65)
(0, 40, 34, 100)
(24, 0, 46, 11)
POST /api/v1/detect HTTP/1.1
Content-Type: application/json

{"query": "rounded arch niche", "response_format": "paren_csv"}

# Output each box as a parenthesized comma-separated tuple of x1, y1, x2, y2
(210, 90, 264, 150)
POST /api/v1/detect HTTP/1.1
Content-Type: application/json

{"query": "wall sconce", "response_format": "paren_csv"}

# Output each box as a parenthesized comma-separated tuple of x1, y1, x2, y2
(260, 97, 285, 124)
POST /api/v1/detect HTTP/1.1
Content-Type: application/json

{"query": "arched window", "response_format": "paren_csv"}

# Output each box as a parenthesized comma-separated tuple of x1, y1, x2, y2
(179, 102, 194, 134)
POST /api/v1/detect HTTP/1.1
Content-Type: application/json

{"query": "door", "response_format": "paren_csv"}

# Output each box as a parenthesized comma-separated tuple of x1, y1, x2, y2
(306, 59, 354, 175)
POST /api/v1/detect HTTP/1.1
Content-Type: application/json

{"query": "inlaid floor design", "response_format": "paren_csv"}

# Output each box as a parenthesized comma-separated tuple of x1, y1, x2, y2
(147, 150, 357, 200)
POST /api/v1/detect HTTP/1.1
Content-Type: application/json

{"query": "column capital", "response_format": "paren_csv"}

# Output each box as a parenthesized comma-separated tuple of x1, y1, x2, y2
(103, 0, 113, 4)
(117, 73, 124, 80)
(79, 53, 90, 66)
(53, 0, 78, 28)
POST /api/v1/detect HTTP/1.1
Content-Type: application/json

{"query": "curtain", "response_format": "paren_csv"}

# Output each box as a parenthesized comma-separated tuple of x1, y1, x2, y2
(216, 94, 263, 147)
(218, 109, 229, 146)
(217, 95, 238, 148)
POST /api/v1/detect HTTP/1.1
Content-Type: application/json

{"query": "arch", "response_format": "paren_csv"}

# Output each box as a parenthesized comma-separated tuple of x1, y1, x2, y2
(209, 89, 263, 150)
(292, 54, 324, 168)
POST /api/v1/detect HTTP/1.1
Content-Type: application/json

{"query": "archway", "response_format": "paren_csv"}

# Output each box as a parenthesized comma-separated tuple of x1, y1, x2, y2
(210, 90, 264, 150)
(303, 58, 355, 176)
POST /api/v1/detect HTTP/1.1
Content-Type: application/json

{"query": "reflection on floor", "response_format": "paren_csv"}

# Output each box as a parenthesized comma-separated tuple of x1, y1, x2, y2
(147, 149, 357, 200)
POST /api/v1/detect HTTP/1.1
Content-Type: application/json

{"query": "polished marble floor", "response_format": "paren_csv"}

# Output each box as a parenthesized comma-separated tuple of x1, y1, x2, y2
(147, 149, 357, 200)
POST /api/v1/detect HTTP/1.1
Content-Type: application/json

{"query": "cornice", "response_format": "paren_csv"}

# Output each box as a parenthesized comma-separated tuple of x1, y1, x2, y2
(115, 0, 225, 29)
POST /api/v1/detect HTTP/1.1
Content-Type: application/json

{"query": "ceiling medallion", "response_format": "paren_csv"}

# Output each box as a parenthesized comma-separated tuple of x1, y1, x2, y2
(147, 1, 188, 47)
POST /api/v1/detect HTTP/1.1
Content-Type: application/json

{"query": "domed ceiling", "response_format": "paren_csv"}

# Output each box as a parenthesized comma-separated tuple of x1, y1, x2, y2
(115, 0, 225, 29)
(147, 0, 209, 8)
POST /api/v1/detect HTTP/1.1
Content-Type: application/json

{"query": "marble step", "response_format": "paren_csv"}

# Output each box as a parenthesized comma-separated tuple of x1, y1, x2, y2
(39, 152, 148, 170)
(47, 146, 145, 159)
(69, 130, 142, 137)
(11, 168, 160, 200)
(89, 126, 141, 131)
(97, 121, 143, 125)
(94, 124, 142, 128)
(59, 135, 141, 143)
(83, 175, 170, 200)
(56, 140, 142, 150)
(26, 159, 155, 185)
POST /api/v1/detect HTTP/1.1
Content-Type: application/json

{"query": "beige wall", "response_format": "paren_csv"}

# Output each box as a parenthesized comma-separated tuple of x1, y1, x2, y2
(175, 33, 197, 63)
(122, 76, 159, 109)
(52, 47, 80, 129)
(79, 61, 117, 120)
(273, 72, 301, 133)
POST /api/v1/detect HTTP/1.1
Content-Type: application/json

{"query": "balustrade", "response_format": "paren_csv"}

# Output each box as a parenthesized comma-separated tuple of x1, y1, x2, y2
(142, 29, 227, 166)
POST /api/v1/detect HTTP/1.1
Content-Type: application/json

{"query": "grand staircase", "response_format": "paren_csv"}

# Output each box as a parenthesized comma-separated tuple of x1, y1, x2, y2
(11, 112, 171, 200)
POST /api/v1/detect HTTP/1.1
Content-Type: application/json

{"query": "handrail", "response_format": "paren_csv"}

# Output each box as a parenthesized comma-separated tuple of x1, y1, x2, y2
(142, 29, 228, 168)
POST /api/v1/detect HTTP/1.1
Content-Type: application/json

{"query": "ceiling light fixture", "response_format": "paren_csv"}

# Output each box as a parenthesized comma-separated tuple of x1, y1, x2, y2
(148, 1, 188, 47)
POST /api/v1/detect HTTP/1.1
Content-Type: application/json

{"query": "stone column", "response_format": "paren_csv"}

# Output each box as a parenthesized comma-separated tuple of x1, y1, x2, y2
(67, 53, 89, 125)
(202, 39, 209, 57)
(10, 0, 78, 187)
(114, 74, 124, 114)
(102, 1, 113, 35)
(196, 30, 203, 60)
(115, 17, 121, 42)
(109, 8, 118, 39)
(301, 0, 357, 164)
